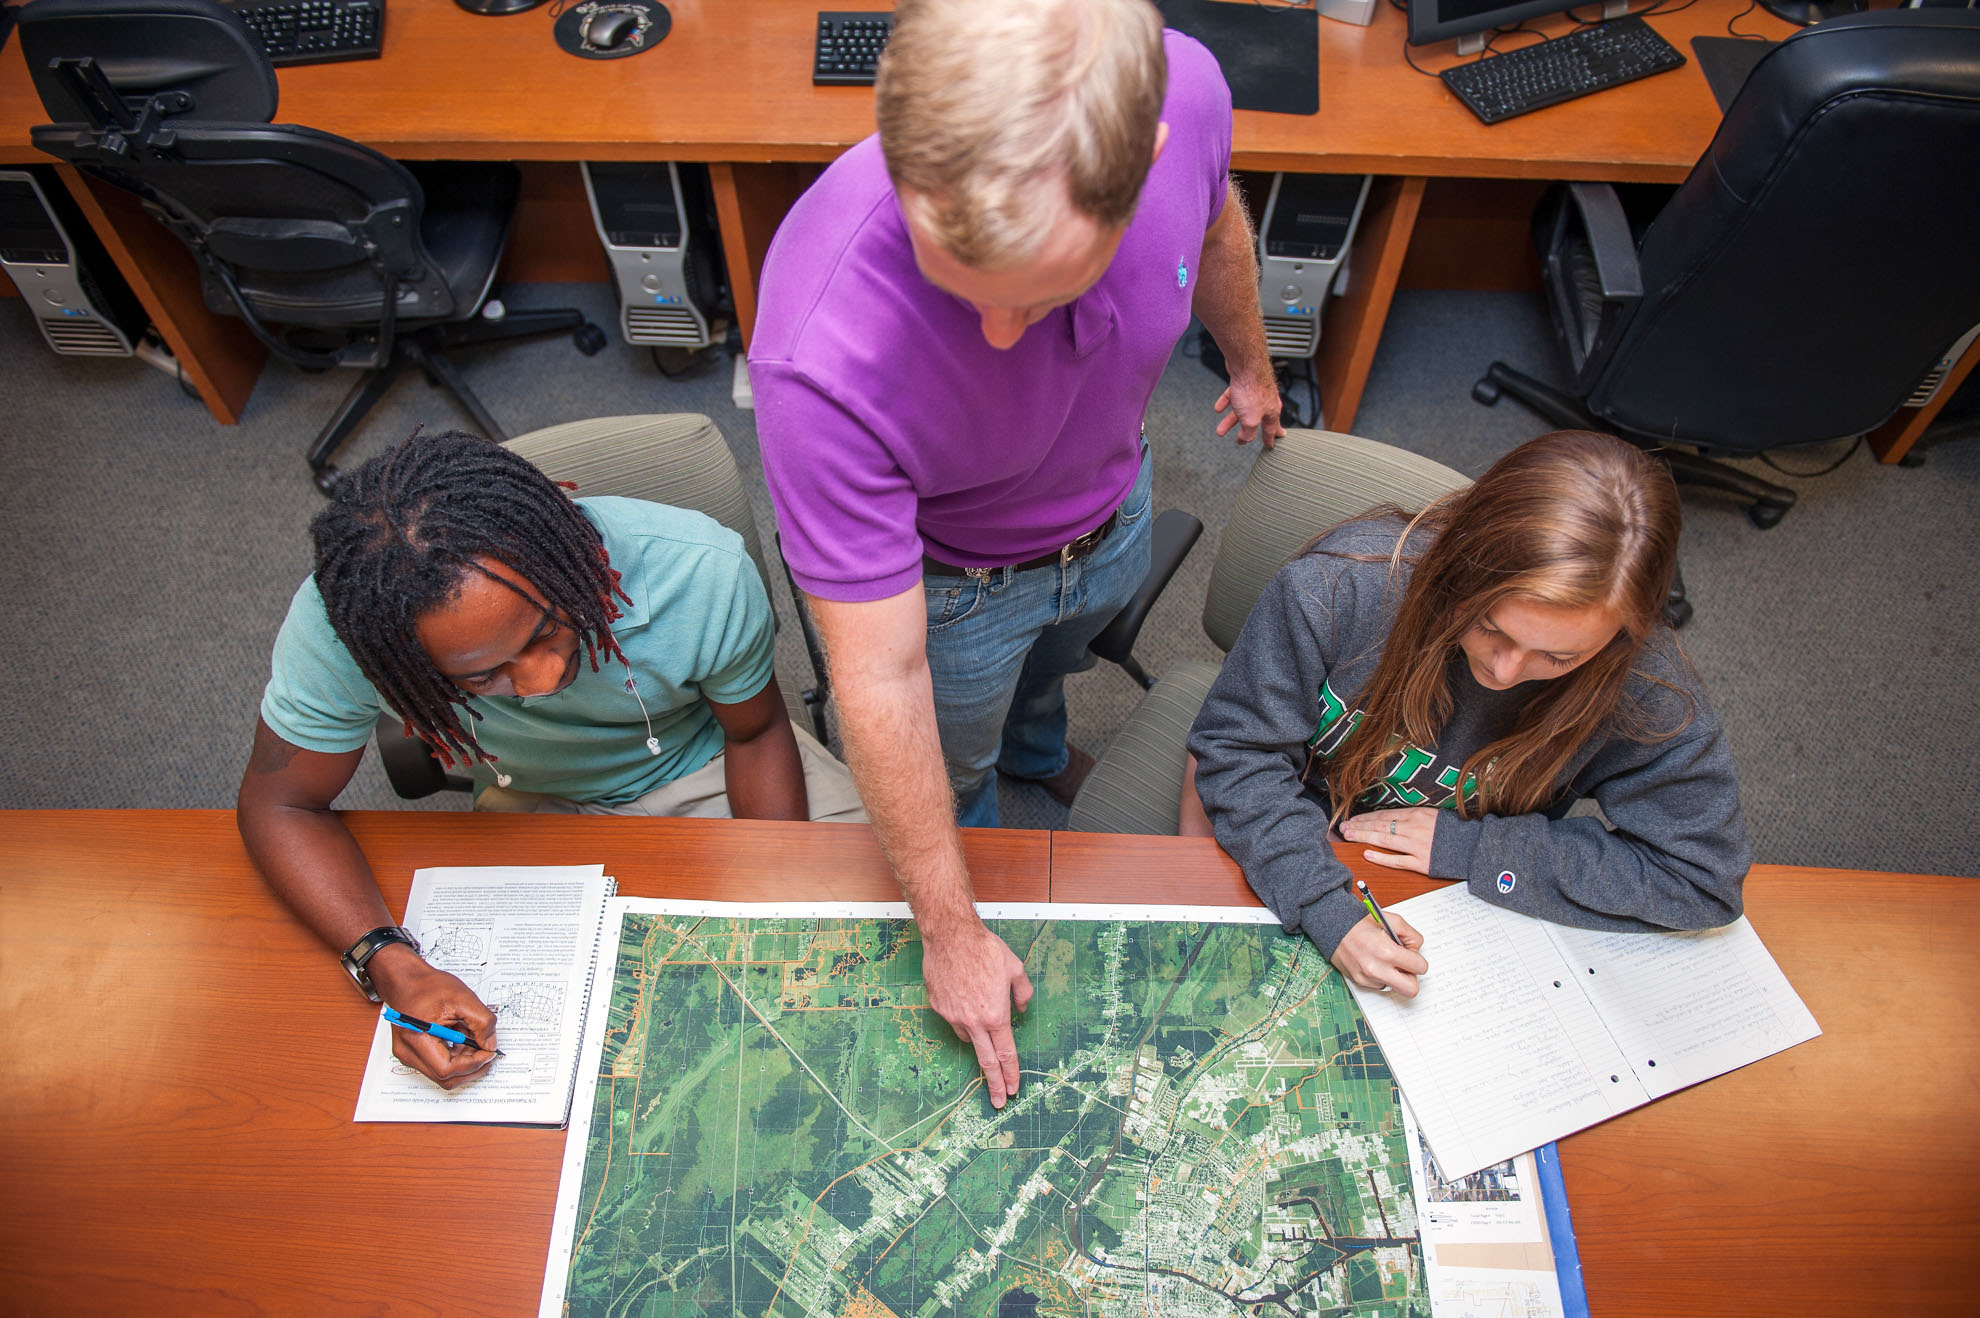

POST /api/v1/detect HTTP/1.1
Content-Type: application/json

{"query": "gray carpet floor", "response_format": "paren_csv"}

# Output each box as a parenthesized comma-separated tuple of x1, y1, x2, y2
(1, 283, 1974, 877)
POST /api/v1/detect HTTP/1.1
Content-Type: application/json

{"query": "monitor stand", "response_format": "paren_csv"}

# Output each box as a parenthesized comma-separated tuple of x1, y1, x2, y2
(1454, 0, 1627, 52)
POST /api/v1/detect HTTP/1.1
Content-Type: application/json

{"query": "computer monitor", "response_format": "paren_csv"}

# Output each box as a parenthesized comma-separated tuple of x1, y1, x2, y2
(1408, 0, 1627, 52)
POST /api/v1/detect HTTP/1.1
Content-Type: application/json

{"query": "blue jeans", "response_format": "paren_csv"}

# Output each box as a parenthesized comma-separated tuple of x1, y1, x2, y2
(924, 447, 1154, 828)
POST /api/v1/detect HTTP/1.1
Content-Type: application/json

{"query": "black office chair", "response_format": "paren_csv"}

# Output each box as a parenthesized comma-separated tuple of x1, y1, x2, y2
(1473, 9, 1980, 528)
(21, 0, 606, 492)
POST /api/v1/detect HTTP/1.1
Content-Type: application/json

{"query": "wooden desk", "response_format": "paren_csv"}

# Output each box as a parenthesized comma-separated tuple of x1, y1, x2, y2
(1053, 832, 1980, 1317)
(4, 809, 1976, 1315)
(3, 1, 1830, 439)
(0, 810, 1049, 1318)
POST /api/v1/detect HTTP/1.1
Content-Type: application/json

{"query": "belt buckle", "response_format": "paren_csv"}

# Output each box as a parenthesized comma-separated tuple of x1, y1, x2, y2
(1060, 527, 1100, 566)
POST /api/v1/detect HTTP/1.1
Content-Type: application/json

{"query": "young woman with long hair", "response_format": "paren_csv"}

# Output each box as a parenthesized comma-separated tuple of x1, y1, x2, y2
(1186, 430, 1750, 997)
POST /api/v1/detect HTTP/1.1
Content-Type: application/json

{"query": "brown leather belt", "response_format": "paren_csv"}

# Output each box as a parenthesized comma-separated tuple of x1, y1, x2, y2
(922, 507, 1123, 579)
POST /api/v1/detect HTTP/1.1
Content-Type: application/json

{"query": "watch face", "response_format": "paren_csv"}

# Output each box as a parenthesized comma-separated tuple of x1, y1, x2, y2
(343, 927, 408, 1002)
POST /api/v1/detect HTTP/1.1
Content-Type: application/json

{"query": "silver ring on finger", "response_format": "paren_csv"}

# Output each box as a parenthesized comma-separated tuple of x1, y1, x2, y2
(1388, 820, 1397, 835)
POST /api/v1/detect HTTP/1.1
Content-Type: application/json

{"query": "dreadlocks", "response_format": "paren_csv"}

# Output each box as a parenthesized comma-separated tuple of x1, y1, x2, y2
(309, 428, 632, 767)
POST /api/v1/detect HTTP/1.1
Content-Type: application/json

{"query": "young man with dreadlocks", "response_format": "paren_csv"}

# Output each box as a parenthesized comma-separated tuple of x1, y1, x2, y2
(237, 429, 864, 1090)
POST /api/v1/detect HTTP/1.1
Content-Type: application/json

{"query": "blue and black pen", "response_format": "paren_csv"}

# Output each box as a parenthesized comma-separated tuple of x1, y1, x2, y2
(383, 1006, 504, 1056)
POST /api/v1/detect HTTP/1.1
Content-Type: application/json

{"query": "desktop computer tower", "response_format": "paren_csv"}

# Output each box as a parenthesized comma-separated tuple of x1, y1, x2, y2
(580, 161, 723, 350)
(0, 167, 146, 357)
(1255, 172, 1372, 359)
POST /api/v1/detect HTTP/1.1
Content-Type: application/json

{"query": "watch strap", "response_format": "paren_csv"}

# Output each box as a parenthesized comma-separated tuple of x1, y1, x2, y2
(341, 925, 421, 1002)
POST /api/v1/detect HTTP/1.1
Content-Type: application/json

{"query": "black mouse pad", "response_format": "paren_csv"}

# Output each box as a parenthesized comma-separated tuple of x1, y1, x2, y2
(554, 0, 670, 59)
(1691, 36, 1777, 113)
(1157, 0, 1320, 116)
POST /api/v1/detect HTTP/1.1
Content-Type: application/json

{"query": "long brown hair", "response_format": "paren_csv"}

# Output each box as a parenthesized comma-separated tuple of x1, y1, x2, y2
(1322, 430, 1686, 821)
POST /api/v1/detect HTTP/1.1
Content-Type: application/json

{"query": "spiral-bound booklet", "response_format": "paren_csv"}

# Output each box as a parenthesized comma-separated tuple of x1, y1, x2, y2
(352, 863, 617, 1125)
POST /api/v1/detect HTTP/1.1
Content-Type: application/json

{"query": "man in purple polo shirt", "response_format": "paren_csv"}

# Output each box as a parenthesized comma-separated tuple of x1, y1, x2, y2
(751, 0, 1283, 1110)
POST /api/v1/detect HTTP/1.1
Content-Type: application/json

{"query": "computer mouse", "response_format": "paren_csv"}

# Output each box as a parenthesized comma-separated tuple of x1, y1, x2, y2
(582, 10, 640, 49)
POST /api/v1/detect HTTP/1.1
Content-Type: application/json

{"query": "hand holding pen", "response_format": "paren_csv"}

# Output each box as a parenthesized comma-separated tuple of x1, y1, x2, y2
(1329, 879, 1429, 998)
(365, 953, 502, 1090)
(385, 1007, 505, 1056)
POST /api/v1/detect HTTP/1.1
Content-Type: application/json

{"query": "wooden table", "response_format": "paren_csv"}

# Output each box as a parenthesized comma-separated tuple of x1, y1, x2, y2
(1055, 833, 1980, 1317)
(29, 0, 1931, 451)
(3, 809, 1975, 1315)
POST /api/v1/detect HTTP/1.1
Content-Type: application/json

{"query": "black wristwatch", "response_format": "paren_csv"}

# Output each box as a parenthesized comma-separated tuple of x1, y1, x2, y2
(340, 925, 421, 1002)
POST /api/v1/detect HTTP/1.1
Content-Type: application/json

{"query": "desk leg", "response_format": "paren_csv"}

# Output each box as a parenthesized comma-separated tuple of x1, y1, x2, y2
(709, 162, 824, 352)
(55, 165, 265, 425)
(1867, 330, 1980, 464)
(1314, 175, 1426, 436)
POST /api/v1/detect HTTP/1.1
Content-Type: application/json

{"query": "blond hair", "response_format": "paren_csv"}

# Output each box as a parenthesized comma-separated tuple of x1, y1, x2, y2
(876, 0, 1167, 269)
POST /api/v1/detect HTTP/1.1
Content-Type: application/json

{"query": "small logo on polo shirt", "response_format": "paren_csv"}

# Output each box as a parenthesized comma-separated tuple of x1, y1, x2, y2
(1176, 258, 1189, 289)
(1496, 870, 1517, 894)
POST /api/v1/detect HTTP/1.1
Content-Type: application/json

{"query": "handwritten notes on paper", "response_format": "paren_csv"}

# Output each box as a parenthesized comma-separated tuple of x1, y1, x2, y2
(1351, 885, 1820, 1178)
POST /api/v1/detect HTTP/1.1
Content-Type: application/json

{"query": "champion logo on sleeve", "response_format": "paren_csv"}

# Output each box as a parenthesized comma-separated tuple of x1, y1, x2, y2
(1496, 870, 1517, 894)
(1176, 257, 1189, 290)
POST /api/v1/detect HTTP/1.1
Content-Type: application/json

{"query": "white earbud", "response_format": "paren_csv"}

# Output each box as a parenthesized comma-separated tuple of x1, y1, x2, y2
(625, 674, 662, 756)
(495, 771, 513, 788)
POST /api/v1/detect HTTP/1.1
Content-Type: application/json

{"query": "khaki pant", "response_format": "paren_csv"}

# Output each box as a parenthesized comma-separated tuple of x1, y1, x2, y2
(473, 722, 867, 823)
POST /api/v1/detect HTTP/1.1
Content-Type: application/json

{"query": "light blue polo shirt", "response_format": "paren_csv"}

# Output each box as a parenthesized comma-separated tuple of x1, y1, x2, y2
(259, 496, 774, 805)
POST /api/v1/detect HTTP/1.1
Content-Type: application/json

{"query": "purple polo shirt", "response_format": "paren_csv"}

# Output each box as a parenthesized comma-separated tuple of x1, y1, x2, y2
(750, 32, 1233, 603)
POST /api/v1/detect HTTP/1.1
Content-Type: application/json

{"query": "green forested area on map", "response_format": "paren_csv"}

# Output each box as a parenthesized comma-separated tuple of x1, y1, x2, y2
(560, 912, 1425, 1317)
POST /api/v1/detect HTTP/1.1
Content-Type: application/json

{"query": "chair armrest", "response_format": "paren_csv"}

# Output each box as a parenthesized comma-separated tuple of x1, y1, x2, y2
(373, 715, 470, 799)
(1563, 182, 1643, 300)
(1087, 508, 1204, 690)
(1539, 181, 1644, 384)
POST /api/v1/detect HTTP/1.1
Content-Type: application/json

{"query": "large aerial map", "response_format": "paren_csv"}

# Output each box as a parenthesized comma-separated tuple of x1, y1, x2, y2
(542, 902, 1426, 1318)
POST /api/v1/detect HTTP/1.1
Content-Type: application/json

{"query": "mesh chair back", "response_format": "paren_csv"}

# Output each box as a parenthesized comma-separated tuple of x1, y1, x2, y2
(505, 414, 770, 593)
(1201, 430, 1469, 653)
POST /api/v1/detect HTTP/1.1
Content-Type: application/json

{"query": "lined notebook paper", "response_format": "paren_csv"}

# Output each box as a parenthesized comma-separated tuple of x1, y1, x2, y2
(1350, 884, 1820, 1178)
(353, 863, 617, 1125)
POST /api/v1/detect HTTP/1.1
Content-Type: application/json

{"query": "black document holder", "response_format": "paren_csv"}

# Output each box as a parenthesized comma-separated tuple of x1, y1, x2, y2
(1157, 0, 1320, 115)
(1690, 36, 1779, 112)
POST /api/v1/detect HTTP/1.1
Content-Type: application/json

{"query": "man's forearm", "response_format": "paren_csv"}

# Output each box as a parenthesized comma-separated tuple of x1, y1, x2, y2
(809, 590, 982, 940)
(834, 665, 981, 936)
(1193, 180, 1274, 381)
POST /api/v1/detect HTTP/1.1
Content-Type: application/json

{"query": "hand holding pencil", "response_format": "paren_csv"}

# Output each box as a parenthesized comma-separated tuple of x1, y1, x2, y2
(1331, 880, 1429, 997)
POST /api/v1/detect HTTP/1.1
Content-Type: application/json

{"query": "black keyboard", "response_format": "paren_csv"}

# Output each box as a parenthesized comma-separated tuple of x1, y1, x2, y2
(1440, 16, 1684, 124)
(813, 11, 893, 86)
(227, 0, 384, 67)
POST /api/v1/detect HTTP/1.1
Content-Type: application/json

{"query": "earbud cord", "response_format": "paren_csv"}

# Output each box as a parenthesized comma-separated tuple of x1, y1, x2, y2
(624, 672, 662, 755)
(493, 662, 661, 789)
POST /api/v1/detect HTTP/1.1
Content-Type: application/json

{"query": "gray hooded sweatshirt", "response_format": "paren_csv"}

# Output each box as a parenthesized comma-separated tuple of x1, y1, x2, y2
(1187, 519, 1750, 959)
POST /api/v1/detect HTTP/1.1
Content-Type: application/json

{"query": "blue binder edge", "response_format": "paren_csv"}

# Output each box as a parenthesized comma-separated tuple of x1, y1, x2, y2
(1533, 1142, 1589, 1318)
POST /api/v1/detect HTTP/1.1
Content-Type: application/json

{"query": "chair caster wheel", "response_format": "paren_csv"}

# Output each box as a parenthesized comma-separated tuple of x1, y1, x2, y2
(312, 466, 341, 496)
(1472, 377, 1502, 405)
(1747, 503, 1786, 530)
(573, 323, 608, 356)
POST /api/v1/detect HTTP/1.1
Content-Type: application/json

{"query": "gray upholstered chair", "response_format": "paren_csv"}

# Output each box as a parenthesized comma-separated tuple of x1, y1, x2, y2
(375, 413, 820, 798)
(1067, 429, 1470, 836)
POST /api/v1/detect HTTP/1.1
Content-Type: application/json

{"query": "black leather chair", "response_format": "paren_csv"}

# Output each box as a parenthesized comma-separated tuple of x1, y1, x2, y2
(1473, 9, 1980, 528)
(21, 0, 605, 492)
